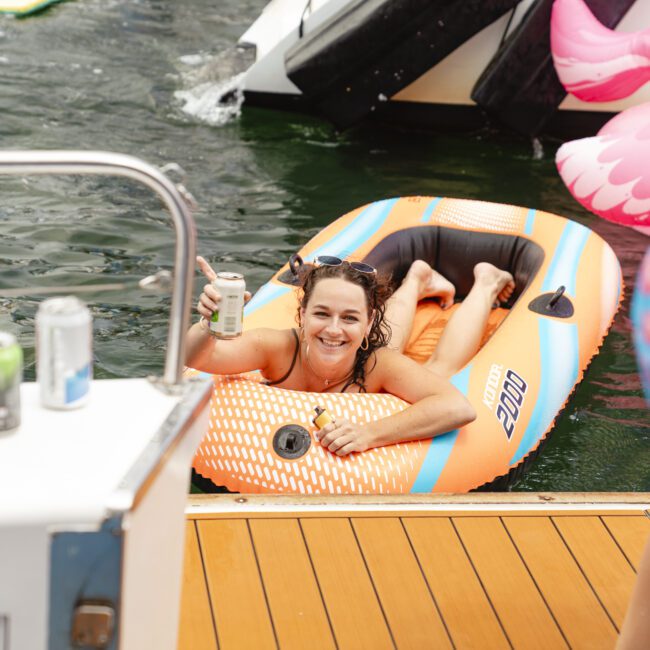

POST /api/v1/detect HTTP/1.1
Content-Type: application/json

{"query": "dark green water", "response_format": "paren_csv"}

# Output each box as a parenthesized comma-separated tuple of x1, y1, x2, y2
(0, 0, 648, 491)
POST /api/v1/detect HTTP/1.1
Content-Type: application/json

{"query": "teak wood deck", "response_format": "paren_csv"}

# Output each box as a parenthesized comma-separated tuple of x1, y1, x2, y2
(178, 493, 650, 650)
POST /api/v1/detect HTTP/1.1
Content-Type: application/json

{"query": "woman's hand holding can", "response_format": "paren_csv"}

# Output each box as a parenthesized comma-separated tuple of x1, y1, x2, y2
(196, 256, 251, 338)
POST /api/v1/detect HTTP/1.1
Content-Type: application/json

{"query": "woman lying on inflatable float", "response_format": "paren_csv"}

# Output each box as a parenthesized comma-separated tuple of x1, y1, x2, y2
(186, 255, 514, 456)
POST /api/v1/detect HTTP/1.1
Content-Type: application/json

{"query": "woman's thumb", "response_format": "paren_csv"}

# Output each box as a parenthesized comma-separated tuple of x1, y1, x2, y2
(196, 256, 217, 282)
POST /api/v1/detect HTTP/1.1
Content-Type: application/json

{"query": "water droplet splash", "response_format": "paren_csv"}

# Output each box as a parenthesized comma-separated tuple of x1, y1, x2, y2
(175, 46, 254, 127)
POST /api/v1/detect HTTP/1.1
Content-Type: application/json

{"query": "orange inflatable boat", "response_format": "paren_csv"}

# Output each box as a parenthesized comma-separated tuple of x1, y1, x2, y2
(192, 197, 622, 493)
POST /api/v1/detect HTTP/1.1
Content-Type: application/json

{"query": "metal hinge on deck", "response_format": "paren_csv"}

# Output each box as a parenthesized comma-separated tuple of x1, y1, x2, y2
(71, 602, 115, 649)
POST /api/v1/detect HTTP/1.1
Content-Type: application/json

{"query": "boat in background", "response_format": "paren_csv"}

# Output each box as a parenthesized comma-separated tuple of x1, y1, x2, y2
(237, 0, 650, 138)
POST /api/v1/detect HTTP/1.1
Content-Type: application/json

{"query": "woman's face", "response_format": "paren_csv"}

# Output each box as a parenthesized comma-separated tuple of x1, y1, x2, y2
(300, 277, 372, 366)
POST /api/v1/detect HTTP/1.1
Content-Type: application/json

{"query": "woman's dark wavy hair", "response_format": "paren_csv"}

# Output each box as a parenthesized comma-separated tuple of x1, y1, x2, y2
(297, 262, 393, 391)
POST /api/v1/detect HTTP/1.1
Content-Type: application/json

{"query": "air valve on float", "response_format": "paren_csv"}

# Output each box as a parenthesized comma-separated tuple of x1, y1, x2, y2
(528, 285, 574, 318)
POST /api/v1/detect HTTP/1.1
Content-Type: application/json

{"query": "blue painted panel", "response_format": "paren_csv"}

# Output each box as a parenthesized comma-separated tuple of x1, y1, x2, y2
(49, 517, 122, 650)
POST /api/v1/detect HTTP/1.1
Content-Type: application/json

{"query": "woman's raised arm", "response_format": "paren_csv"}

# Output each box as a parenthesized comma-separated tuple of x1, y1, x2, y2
(185, 256, 275, 375)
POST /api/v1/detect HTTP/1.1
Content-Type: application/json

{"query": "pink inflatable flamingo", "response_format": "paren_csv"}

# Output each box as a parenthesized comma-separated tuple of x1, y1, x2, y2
(551, 0, 650, 102)
(556, 102, 650, 232)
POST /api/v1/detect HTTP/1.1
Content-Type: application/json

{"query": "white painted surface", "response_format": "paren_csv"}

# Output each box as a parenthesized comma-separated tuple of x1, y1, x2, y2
(240, 0, 353, 94)
(0, 376, 211, 650)
(240, 0, 341, 59)
(0, 379, 178, 527)
(119, 410, 208, 650)
(0, 526, 49, 650)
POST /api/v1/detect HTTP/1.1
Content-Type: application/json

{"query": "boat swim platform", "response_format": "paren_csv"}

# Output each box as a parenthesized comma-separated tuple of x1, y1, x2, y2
(178, 492, 650, 649)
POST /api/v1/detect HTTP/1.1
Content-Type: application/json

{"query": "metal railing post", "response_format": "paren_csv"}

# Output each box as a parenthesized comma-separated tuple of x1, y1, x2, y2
(0, 150, 195, 388)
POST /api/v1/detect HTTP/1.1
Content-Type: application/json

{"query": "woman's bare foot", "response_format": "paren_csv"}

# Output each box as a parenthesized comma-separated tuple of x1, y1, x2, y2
(404, 260, 456, 309)
(473, 262, 515, 305)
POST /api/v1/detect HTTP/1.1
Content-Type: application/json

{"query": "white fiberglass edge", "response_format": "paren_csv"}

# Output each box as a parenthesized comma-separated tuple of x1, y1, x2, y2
(240, 0, 351, 94)
(0, 379, 179, 527)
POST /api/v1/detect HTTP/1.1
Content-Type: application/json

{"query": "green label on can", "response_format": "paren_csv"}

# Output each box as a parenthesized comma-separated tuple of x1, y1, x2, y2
(0, 343, 22, 390)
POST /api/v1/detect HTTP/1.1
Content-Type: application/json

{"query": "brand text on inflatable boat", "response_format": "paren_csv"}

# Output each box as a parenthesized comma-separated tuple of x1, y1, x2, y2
(483, 366, 528, 439)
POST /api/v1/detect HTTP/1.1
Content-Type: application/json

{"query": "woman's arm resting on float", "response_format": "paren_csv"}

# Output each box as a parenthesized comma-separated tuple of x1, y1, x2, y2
(318, 349, 476, 455)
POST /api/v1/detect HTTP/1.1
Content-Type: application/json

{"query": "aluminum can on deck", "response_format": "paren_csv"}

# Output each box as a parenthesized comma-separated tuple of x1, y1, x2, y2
(0, 332, 22, 432)
(36, 296, 92, 409)
(210, 272, 245, 338)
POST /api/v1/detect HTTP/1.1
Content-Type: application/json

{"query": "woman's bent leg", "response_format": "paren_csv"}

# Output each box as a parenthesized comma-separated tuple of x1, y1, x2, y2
(425, 263, 514, 378)
(385, 261, 455, 352)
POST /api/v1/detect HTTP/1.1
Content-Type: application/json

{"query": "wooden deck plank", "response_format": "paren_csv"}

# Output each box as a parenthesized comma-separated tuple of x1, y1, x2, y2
(300, 518, 394, 650)
(249, 519, 336, 649)
(503, 516, 617, 649)
(453, 516, 567, 649)
(553, 516, 638, 628)
(352, 517, 453, 649)
(177, 521, 217, 650)
(180, 499, 649, 650)
(197, 519, 276, 650)
(601, 515, 650, 568)
(403, 517, 510, 650)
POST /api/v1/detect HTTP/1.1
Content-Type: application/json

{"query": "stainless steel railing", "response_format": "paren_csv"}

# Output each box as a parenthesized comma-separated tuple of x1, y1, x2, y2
(0, 150, 196, 388)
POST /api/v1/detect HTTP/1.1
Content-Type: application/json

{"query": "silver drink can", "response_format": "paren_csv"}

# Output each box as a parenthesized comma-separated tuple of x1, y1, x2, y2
(0, 332, 22, 432)
(210, 272, 245, 338)
(36, 296, 92, 409)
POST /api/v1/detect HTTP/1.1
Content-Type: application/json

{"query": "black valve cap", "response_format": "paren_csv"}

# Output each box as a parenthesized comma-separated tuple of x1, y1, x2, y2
(273, 424, 311, 459)
(528, 286, 574, 318)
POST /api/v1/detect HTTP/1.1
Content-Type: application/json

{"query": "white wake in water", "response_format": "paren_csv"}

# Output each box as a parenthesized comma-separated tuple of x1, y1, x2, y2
(175, 73, 245, 126)
(175, 47, 251, 127)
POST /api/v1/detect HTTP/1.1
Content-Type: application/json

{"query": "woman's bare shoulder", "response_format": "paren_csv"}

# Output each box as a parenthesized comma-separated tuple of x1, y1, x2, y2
(372, 346, 419, 367)
(253, 326, 299, 371)
(367, 346, 451, 401)
(365, 346, 417, 386)
(246, 326, 296, 346)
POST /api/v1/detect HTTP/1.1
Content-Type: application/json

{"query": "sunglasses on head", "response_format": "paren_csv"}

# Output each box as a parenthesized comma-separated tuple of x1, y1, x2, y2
(314, 255, 376, 274)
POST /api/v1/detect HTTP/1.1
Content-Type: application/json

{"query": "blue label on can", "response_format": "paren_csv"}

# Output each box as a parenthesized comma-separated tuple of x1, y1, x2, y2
(65, 363, 91, 404)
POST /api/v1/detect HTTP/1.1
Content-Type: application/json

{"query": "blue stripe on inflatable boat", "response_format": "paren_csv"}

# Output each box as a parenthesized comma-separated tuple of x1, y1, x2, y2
(245, 282, 292, 316)
(245, 199, 399, 317)
(421, 197, 442, 222)
(410, 363, 472, 493)
(303, 198, 399, 262)
(524, 209, 536, 235)
(541, 219, 590, 296)
(511, 319, 578, 466)
(510, 219, 588, 466)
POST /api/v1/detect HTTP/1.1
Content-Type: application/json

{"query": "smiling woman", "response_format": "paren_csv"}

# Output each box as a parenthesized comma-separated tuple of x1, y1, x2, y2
(185, 248, 519, 457)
